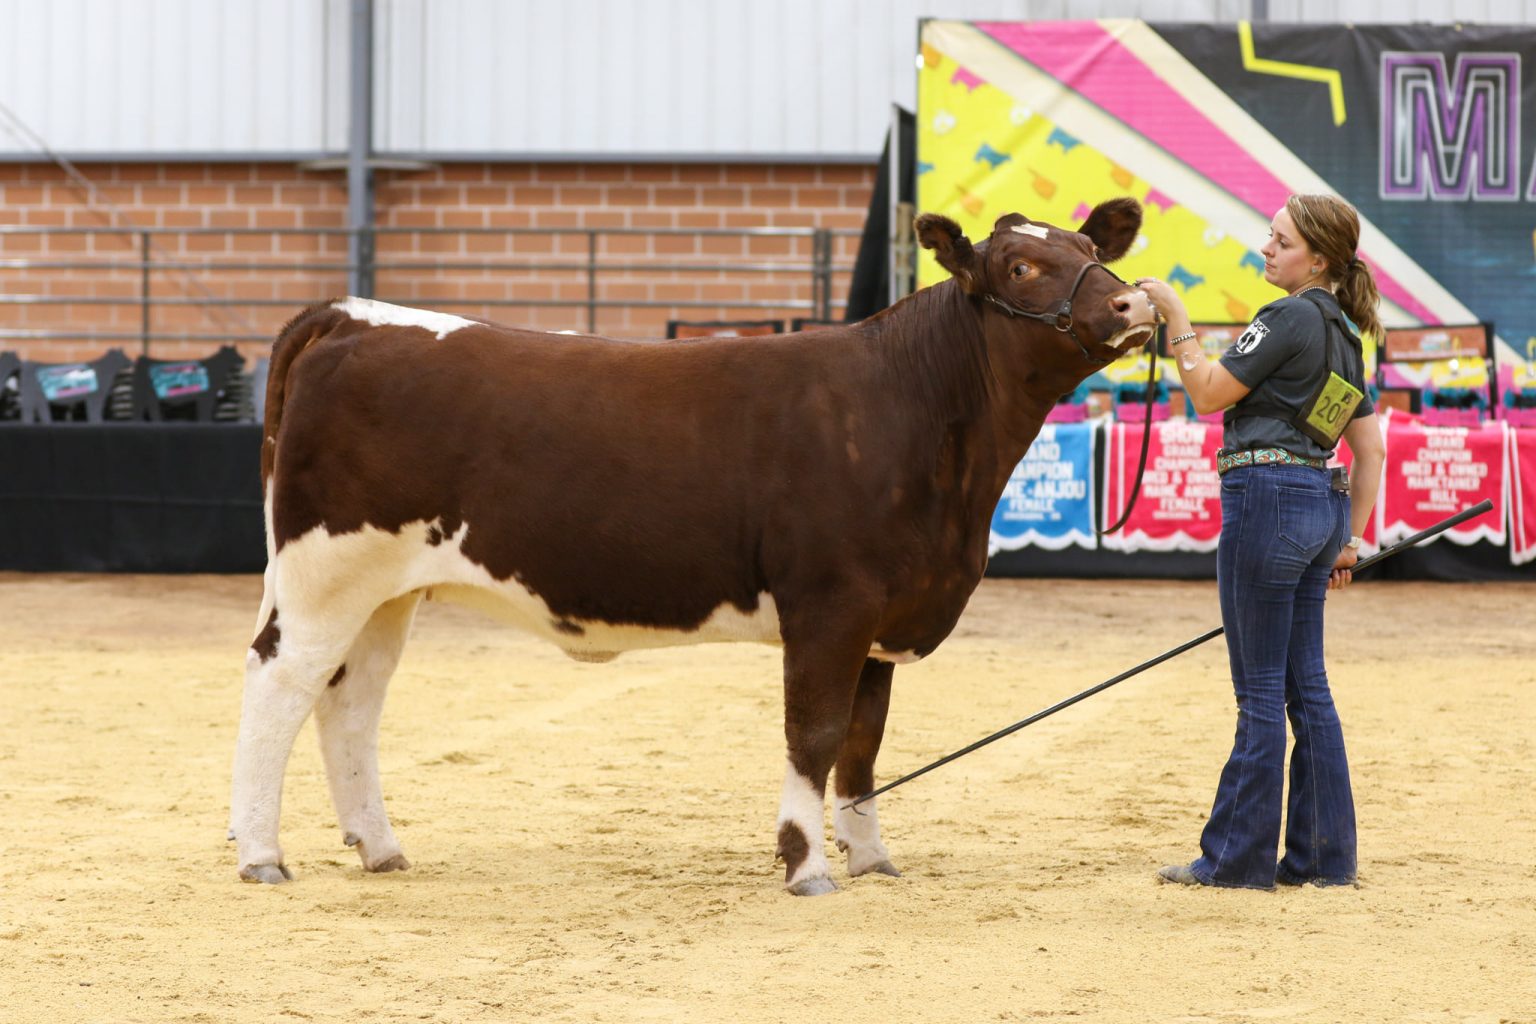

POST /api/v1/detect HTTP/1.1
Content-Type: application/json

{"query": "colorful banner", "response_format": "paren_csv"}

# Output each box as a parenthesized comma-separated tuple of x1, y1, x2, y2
(917, 20, 1536, 368)
(1100, 419, 1223, 552)
(1377, 412, 1508, 547)
(989, 422, 1097, 554)
(1508, 427, 1536, 565)
(989, 414, 1536, 561)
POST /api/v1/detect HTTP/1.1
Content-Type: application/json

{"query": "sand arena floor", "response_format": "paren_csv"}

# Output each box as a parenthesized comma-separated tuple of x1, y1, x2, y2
(0, 573, 1532, 1023)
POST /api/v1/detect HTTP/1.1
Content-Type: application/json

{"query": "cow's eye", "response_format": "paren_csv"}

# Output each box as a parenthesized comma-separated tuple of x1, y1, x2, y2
(1010, 262, 1029, 278)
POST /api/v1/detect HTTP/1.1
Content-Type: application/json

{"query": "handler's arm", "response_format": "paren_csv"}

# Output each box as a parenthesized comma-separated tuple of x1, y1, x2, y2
(1330, 412, 1386, 587)
(1136, 279, 1251, 415)
(1342, 412, 1385, 542)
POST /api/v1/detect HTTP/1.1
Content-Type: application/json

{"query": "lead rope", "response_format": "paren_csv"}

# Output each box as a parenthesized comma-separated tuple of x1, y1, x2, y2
(1100, 336, 1158, 534)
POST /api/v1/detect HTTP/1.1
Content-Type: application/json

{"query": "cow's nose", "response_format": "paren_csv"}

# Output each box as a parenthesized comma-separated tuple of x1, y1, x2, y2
(1109, 290, 1142, 318)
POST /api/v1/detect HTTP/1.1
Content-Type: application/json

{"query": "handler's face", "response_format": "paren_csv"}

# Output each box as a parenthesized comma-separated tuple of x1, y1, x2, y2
(1260, 208, 1322, 296)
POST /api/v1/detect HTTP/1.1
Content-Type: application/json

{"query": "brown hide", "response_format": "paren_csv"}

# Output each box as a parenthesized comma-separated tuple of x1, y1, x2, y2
(263, 201, 1153, 659)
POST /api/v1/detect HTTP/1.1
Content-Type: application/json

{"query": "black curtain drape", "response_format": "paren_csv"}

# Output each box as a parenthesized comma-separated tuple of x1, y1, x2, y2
(845, 107, 915, 322)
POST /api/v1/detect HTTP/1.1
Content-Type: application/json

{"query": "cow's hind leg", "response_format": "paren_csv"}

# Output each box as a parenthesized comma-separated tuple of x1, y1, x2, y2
(833, 658, 901, 879)
(776, 607, 878, 896)
(314, 592, 421, 874)
(230, 604, 371, 883)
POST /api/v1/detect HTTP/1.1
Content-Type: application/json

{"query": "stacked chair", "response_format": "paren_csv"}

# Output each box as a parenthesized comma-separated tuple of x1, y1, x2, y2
(128, 346, 248, 422)
(14, 349, 132, 423)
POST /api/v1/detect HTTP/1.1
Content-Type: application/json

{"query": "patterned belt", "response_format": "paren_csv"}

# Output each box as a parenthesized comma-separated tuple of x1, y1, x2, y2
(1216, 447, 1328, 476)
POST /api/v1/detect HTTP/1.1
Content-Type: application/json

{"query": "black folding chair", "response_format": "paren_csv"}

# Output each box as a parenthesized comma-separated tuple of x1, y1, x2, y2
(129, 346, 246, 422)
(17, 350, 132, 423)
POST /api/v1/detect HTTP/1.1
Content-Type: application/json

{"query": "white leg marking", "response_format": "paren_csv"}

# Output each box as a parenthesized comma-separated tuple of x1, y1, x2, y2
(314, 593, 420, 873)
(232, 526, 390, 881)
(231, 642, 341, 881)
(835, 796, 894, 877)
(777, 762, 833, 893)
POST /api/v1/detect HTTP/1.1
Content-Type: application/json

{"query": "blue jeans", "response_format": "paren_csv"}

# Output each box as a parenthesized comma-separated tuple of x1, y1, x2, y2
(1189, 464, 1357, 889)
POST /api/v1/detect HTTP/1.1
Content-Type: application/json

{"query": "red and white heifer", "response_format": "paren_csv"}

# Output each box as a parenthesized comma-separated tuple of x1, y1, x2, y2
(230, 199, 1156, 894)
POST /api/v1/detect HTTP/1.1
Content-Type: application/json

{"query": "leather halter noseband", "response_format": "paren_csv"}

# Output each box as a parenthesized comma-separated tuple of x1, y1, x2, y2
(980, 260, 1132, 365)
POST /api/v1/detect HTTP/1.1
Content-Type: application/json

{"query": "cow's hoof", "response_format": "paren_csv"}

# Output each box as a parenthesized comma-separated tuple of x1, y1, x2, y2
(350, 835, 410, 873)
(787, 875, 839, 896)
(853, 859, 902, 878)
(365, 853, 411, 873)
(239, 863, 294, 884)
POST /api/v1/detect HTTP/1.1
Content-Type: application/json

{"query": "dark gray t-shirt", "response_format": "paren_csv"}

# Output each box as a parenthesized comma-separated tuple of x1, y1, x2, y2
(1217, 288, 1375, 460)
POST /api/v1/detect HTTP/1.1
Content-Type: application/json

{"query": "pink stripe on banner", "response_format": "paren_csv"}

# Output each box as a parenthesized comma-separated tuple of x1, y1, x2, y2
(975, 20, 1436, 324)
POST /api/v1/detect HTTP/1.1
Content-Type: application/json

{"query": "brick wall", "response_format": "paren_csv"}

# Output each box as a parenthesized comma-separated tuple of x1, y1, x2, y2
(0, 161, 875, 366)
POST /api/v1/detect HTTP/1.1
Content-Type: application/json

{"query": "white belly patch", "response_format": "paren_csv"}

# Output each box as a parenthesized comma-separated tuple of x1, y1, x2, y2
(273, 517, 922, 665)
(868, 647, 922, 664)
(272, 517, 784, 659)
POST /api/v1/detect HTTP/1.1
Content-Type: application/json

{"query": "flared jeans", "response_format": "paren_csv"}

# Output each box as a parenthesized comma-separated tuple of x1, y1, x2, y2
(1190, 463, 1358, 889)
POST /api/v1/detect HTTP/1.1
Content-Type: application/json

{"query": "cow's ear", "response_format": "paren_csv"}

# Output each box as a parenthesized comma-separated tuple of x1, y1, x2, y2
(916, 213, 980, 293)
(1078, 197, 1141, 263)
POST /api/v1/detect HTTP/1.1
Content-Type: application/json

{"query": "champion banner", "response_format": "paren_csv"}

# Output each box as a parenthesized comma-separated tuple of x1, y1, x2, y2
(1378, 411, 1508, 547)
(989, 421, 1097, 554)
(1100, 419, 1223, 552)
(1508, 427, 1536, 565)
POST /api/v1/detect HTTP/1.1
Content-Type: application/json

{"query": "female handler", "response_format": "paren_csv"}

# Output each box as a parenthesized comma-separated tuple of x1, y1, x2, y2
(1136, 194, 1387, 889)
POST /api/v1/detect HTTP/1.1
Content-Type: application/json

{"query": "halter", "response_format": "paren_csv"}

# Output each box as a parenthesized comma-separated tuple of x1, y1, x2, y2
(980, 260, 1131, 365)
(980, 257, 1157, 534)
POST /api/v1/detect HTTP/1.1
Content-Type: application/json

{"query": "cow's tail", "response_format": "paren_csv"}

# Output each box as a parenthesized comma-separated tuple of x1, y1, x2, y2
(255, 300, 350, 631)
(261, 299, 349, 490)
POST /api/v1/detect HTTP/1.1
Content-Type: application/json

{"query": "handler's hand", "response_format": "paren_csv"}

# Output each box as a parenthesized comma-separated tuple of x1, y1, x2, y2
(1133, 277, 1186, 323)
(1329, 547, 1359, 590)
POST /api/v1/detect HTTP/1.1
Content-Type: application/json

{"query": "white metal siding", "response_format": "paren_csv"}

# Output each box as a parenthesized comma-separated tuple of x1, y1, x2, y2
(0, 0, 337, 157)
(0, 0, 1532, 160)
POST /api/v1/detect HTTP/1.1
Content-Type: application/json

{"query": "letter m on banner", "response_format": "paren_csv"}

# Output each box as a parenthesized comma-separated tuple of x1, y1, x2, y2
(1380, 52, 1521, 201)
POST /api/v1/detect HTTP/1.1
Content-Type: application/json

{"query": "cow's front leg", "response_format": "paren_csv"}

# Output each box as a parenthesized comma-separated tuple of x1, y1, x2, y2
(314, 593, 420, 874)
(833, 658, 901, 879)
(776, 608, 877, 896)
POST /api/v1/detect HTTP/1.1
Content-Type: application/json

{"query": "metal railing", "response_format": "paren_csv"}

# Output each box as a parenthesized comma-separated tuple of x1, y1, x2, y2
(0, 225, 859, 353)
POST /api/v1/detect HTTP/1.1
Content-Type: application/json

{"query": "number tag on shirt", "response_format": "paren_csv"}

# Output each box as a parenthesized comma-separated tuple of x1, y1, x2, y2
(1295, 370, 1364, 447)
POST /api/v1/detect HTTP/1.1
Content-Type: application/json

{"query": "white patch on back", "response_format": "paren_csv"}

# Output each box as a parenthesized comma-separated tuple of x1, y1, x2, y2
(331, 297, 476, 340)
(1234, 319, 1269, 355)
(1011, 224, 1049, 239)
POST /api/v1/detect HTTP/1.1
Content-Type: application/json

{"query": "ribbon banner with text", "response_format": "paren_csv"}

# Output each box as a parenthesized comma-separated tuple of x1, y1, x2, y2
(1378, 411, 1508, 548)
(1100, 420, 1222, 553)
(989, 422, 1098, 554)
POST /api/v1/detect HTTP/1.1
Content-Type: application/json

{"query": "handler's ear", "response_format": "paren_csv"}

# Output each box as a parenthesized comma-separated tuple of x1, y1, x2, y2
(1077, 197, 1142, 263)
(916, 213, 980, 293)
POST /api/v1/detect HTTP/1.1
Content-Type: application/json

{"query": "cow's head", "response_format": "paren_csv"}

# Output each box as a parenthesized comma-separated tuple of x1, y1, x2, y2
(916, 198, 1157, 365)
